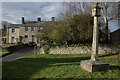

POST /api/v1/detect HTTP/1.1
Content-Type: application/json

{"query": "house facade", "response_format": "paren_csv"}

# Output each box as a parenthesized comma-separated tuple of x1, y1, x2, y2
(6, 27, 20, 43)
(1, 17, 55, 44)
(19, 25, 38, 43)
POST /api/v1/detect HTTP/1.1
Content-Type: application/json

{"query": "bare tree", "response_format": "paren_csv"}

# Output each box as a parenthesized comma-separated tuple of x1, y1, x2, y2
(62, 2, 119, 43)
(58, 2, 92, 21)
(99, 2, 119, 42)
(2, 20, 11, 28)
(1, 21, 12, 44)
(2, 21, 12, 37)
(64, 2, 92, 14)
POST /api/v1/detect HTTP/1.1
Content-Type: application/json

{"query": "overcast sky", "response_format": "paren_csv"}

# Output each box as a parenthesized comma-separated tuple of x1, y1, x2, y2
(2, 2, 63, 24)
(2, 2, 119, 32)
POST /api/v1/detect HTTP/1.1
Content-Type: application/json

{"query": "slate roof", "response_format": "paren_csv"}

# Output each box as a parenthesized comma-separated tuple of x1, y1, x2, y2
(21, 21, 51, 27)
(7, 24, 21, 28)
(24, 21, 38, 24)
(110, 28, 120, 34)
(6, 21, 52, 28)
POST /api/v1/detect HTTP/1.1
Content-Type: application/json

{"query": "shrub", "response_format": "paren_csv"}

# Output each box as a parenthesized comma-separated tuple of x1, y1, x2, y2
(49, 14, 93, 46)
(42, 44, 50, 54)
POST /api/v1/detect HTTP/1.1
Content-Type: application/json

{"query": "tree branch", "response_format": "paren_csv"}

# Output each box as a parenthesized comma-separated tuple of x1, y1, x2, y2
(108, 15, 118, 21)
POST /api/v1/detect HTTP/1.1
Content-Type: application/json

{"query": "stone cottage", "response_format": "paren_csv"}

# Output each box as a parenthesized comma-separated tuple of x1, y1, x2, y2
(1, 17, 55, 44)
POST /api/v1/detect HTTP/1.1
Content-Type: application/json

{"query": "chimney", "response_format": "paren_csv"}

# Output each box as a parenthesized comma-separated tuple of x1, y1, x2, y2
(37, 17, 41, 22)
(22, 17, 25, 24)
(51, 17, 55, 24)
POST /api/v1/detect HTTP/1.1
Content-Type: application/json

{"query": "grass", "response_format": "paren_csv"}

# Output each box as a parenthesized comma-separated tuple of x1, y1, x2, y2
(2, 54, 119, 80)
(0, 51, 9, 56)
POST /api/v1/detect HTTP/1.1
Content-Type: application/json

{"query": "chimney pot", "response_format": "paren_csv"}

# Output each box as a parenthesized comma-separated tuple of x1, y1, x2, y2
(22, 17, 25, 24)
(37, 17, 41, 22)
(51, 17, 55, 24)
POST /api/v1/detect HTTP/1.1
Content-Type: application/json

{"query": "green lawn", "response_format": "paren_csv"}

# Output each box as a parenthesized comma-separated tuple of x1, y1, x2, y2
(0, 51, 9, 56)
(2, 54, 119, 80)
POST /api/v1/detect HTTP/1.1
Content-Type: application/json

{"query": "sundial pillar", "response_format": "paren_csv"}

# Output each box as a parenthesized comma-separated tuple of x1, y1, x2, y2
(91, 2, 100, 61)
(80, 2, 109, 73)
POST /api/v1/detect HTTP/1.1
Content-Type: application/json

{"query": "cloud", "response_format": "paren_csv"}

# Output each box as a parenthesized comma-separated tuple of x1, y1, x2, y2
(2, 2, 119, 32)
(2, 0, 64, 2)
(2, 0, 119, 2)
(2, 2, 63, 23)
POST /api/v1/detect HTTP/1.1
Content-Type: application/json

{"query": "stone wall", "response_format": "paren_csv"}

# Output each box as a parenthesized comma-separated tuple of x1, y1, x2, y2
(35, 45, 120, 54)
(50, 46, 119, 54)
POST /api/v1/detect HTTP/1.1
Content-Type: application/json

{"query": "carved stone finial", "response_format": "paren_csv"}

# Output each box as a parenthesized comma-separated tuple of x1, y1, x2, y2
(94, 2, 99, 7)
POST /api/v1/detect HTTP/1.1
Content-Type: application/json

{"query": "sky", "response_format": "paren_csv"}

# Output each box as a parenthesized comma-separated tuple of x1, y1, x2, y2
(2, 2, 63, 24)
(2, 2, 119, 32)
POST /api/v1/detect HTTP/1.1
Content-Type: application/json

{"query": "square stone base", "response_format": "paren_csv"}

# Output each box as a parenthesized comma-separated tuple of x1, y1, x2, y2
(80, 60, 109, 72)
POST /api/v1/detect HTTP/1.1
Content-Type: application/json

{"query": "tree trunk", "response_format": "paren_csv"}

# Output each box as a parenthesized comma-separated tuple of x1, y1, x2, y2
(102, 6, 109, 43)
(104, 20, 109, 43)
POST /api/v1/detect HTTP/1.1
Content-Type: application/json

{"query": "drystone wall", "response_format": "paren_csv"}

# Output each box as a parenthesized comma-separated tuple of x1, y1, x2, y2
(35, 45, 120, 54)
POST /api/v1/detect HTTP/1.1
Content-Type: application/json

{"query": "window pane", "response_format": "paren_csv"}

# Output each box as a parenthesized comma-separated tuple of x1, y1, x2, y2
(16, 38, 18, 42)
(12, 37, 15, 42)
(25, 27, 28, 31)
(12, 29, 15, 33)
(31, 27, 34, 31)
(32, 35, 34, 42)
(25, 35, 28, 38)
(24, 35, 28, 42)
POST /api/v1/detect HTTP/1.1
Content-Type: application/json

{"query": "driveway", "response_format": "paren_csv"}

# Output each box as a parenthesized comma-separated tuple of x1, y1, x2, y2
(1, 47, 34, 62)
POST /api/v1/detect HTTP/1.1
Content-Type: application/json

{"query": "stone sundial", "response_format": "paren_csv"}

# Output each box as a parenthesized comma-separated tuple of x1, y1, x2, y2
(80, 2, 109, 73)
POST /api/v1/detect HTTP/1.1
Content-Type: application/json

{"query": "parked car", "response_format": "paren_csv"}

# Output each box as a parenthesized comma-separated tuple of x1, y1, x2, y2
(28, 42, 37, 47)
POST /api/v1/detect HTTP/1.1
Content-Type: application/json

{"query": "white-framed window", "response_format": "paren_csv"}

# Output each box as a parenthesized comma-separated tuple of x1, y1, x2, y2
(11, 28, 15, 33)
(31, 27, 34, 31)
(16, 38, 19, 42)
(25, 35, 28, 38)
(25, 27, 28, 32)
(11, 37, 15, 42)
(24, 35, 28, 42)
(32, 35, 35, 42)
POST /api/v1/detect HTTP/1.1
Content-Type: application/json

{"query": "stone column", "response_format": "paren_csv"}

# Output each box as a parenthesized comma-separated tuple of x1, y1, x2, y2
(80, 3, 109, 73)
(90, 2, 100, 61)
(91, 16, 99, 61)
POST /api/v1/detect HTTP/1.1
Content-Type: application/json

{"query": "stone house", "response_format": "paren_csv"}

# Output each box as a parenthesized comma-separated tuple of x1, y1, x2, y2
(1, 17, 55, 44)
(1, 24, 20, 44)
(6, 24, 20, 44)
(110, 28, 120, 44)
